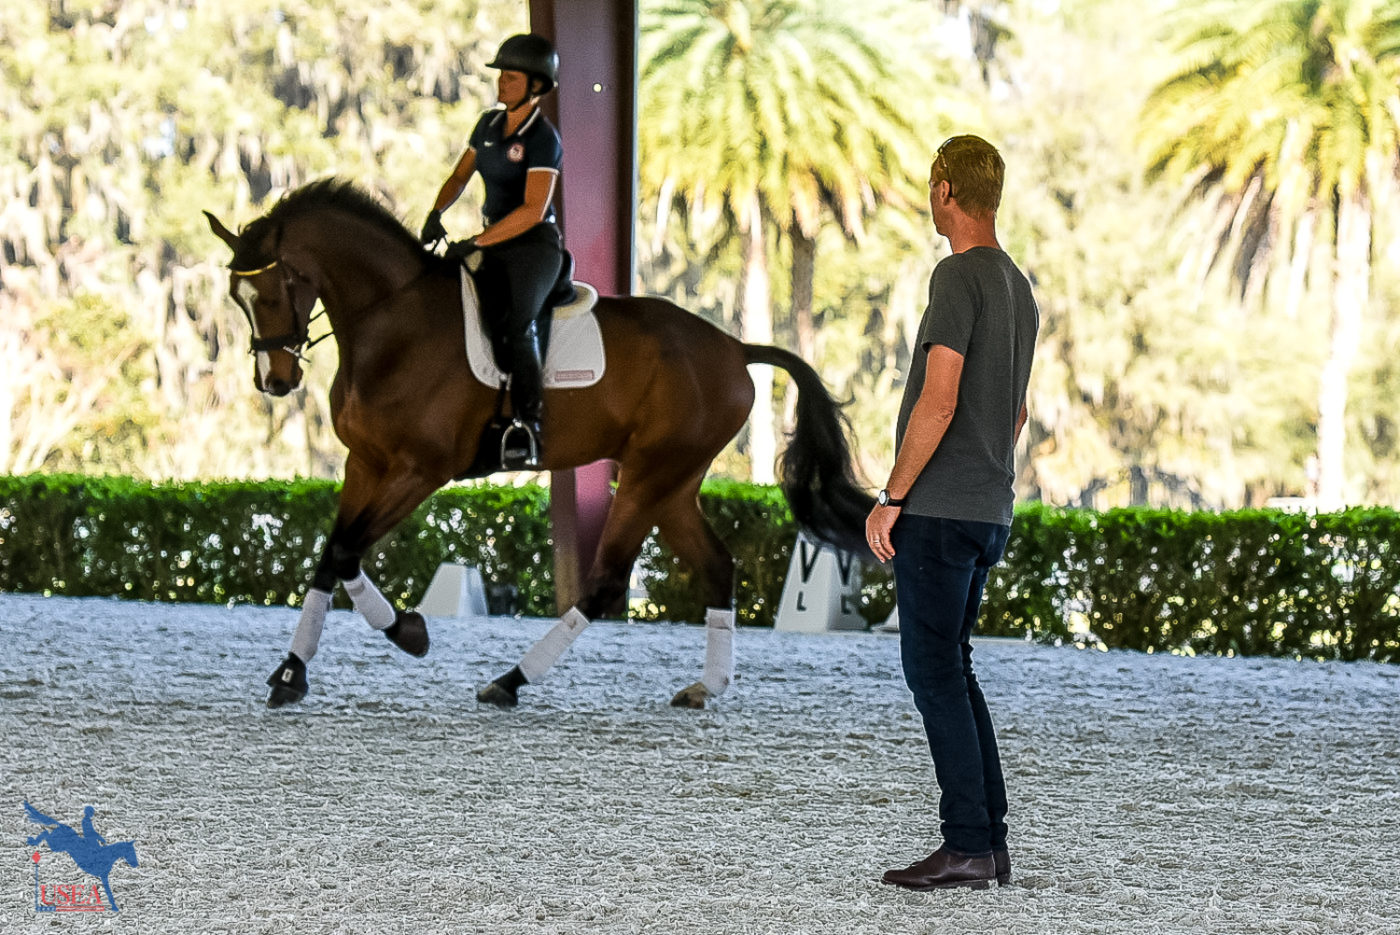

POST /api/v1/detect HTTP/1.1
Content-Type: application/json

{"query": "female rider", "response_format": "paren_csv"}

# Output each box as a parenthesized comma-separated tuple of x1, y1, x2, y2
(421, 33, 563, 470)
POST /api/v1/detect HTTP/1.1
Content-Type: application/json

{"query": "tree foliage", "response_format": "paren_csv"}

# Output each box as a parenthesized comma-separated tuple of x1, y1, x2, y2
(1139, 0, 1400, 507)
(3, 0, 1400, 509)
(638, 0, 957, 482)
(0, 0, 521, 478)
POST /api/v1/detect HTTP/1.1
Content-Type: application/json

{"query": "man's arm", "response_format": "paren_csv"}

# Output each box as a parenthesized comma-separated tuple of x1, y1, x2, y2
(1015, 402, 1027, 444)
(866, 343, 964, 561)
(885, 344, 964, 495)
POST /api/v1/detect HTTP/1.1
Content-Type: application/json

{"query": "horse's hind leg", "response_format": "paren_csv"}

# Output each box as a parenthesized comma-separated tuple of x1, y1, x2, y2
(476, 463, 693, 708)
(477, 578, 646, 705)
(653, 494, 738, 709)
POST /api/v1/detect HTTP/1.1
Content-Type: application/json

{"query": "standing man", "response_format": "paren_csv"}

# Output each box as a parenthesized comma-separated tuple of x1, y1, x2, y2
(866, 135, 1039, 891)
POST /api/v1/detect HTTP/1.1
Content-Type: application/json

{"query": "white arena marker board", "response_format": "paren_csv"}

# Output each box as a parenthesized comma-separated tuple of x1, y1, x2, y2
(417, 563, 489, 618)
(775, 533, 865, 632)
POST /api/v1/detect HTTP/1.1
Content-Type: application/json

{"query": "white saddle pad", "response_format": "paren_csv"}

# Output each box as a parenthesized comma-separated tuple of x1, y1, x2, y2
(460, 268, 605, 388)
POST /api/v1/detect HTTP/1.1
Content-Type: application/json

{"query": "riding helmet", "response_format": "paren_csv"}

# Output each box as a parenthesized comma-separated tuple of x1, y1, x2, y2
(488, 34, 559, 94)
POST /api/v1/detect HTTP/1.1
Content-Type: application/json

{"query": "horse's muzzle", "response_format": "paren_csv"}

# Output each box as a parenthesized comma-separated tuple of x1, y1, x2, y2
(264, 377, 293, 397)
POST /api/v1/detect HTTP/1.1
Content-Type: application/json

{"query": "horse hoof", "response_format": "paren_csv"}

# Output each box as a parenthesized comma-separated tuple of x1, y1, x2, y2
(385, 611, 430, 657)
(670, 681, 711, 709)
(266, 654, 308, 708)
(477, 681, 519, 708)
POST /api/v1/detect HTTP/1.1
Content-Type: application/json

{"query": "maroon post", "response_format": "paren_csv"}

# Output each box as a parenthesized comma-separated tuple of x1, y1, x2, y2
(529, 0, 637, 615)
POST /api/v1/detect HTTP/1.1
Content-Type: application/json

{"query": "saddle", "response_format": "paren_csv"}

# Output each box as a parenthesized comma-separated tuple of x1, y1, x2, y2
(448, 244, 577, 365)
(448, 247, 605, 478)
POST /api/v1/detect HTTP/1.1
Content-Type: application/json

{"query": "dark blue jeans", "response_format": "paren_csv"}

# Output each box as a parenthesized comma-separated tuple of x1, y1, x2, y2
(891, 513, 1010, 856)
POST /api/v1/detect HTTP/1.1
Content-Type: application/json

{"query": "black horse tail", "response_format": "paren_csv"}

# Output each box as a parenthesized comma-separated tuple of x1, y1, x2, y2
(744, 344, 875, 559)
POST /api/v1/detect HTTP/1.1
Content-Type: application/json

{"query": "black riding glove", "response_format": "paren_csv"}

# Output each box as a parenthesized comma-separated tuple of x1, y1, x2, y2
(420, 209, 447, 245)
(445, 236, 484, 272)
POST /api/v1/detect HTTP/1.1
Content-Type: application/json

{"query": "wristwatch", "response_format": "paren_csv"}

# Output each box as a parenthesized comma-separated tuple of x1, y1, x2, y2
(877, 489, 905, 507)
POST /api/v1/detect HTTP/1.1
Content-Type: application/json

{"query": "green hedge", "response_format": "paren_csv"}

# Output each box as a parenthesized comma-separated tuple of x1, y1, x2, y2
(0, 473, 804, 626)
(0, 474, 552, 613)
(977, 503, 1400, 662)
(632, 479, 799, 627)
(1, 475, 1397, 662)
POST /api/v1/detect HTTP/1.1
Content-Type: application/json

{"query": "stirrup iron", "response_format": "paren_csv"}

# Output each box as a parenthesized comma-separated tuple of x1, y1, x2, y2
(500, 419, 541, 469)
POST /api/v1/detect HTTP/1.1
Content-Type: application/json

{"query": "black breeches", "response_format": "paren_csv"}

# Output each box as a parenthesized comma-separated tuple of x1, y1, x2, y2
(476, 223, 563, 340)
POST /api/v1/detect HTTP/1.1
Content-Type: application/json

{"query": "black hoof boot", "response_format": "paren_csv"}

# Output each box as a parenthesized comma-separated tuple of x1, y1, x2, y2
(477, 665, 526, 708)
(266, 653, 308, 708)
(384, 611, 430, 658)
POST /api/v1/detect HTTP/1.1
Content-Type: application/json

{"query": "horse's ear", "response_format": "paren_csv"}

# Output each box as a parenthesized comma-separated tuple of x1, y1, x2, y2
(204, 210, 239, 251)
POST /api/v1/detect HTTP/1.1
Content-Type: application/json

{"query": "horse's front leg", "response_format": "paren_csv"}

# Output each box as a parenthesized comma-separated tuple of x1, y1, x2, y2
(264, 547, 336, 708)
(266, 459, 443, 708)
(267, 540, 428, 705)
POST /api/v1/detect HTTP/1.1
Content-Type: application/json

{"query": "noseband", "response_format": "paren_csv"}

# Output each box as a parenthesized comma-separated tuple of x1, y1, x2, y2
(230, 253, 427, 362)
(230, 259, 321, 356)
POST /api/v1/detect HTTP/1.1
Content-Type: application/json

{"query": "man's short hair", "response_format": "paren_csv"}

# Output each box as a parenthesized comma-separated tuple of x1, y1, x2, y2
(933, 135, 1004, 218)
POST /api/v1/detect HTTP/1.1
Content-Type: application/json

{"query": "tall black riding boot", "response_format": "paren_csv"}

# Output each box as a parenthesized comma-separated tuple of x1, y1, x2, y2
(501, 320, 545, 470)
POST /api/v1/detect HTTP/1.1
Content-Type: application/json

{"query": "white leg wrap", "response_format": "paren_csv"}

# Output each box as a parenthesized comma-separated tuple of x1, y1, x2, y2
(701, 607, 736, 696)
(290, 589, 332, 663)
(518, 607, 590, 684)
(345, 571, 395, 630)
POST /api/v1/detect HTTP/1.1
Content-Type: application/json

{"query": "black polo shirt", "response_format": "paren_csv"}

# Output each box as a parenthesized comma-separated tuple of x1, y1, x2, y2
(468, 107, 562, 226)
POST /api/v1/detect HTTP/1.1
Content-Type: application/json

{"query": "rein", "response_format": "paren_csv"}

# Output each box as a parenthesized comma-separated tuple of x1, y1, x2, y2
(231, 257, 433, 360)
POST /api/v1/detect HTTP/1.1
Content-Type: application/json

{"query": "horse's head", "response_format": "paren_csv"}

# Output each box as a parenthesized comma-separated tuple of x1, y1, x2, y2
(205, 210, 318, 397)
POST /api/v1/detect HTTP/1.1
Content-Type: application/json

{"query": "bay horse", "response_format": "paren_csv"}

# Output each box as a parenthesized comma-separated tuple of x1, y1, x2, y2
(205, 179, 872, 710)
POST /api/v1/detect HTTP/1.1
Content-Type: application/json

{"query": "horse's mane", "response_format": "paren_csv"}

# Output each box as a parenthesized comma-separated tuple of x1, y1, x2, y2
(234, 178, 425, 268)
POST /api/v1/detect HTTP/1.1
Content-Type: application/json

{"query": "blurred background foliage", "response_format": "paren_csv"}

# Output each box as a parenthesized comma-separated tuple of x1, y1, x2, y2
(4, 0, 1400, 509)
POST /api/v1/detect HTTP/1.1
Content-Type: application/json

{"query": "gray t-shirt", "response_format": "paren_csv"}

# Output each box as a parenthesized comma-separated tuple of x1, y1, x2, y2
(896, 247, 1039, 525)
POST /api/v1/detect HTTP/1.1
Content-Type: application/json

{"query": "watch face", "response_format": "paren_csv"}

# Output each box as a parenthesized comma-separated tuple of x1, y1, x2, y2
(878, 490, 890, 505)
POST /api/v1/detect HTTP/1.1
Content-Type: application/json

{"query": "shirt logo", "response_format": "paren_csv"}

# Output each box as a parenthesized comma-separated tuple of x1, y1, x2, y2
(507, 142, 525, 163)
(24, 801, 139, 913)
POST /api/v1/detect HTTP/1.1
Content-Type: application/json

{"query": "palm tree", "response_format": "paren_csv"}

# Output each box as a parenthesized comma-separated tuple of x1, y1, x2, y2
(1139, 0, 1400, 508)
(640, 0, 942, 482)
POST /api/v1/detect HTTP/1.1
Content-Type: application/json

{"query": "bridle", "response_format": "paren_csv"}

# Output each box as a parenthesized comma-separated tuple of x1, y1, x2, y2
(229, 253, 434, 364)
(230, 258, 331, 359)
